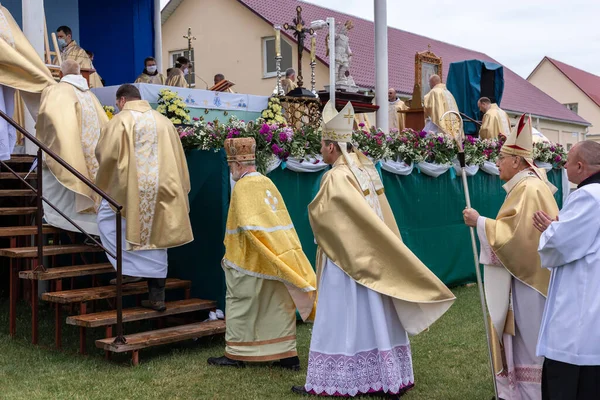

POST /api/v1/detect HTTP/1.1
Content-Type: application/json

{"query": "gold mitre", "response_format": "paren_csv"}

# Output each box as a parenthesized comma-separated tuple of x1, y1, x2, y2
(501, 113, 533, 160)
(322, 100, 354, 143)
(224, 137, 256, 162)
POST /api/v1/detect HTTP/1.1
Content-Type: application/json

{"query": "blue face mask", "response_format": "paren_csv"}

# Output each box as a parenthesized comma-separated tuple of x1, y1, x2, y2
(57, 38, 67, 49)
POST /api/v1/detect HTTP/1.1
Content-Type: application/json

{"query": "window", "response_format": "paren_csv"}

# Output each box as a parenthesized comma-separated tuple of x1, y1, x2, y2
(263, 37, 292, 78)
(169, 49, 195, 87)
(564, 103, 578, 114)
(567, 143, 573, 151)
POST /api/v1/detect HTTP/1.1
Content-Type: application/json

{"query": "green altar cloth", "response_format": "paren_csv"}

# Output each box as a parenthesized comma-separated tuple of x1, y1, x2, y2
(169, 150, 563, 309)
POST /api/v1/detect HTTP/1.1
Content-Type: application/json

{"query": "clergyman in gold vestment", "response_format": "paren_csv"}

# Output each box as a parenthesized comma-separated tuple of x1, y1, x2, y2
(423, 74, 459, 131)
(165, 56, 190, 88)
(208, 137, 317, 370)
(95, 84, 193, 311)
(478, 96, 511, 139)
(463, 113, 559, 400)
(36, 60, 108, 235)
(0, 4, 55, 159)
(56, 26, 103, 88)
(295, 101, 455, 397)
(134, 57, 166, 85)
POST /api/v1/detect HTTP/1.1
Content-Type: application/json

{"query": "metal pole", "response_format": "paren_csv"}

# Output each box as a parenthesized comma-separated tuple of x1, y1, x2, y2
(276, 55, 283, 96)
(374, 0, 389, 134)
(35, 148, 44, 272)
(310, 60, 317, 95)
(327, 17, 335, 106)
(113, 209, 126, 344)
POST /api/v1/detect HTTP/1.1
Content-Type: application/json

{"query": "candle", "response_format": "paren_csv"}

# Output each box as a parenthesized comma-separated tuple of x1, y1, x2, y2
(274, 25, 281, 57)
(310, 35, 316, 62)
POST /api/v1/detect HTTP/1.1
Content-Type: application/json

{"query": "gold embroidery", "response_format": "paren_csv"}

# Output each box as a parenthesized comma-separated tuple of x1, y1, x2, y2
(72, 88, 101, 182)
(131, 110, 159, 250)
(322, 129, 352, 142)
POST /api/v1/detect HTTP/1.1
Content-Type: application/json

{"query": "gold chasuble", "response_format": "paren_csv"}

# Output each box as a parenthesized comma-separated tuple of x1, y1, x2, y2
(424, 83, 459, 130)
(165, 68, 188, 88)
(95, 100, 193, 250)
(222, 137, 316, 362)
(37, 77, 107, 212)
(310, 101, 455, 336)
(57, 41, 103, 88)
(135, 72, 166, 85)
(480, 104, 510, 139)
(0, 5, 54, 93)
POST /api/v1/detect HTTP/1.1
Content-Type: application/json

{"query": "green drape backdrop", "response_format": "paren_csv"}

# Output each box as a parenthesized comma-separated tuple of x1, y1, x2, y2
(169, 150, 564, 309)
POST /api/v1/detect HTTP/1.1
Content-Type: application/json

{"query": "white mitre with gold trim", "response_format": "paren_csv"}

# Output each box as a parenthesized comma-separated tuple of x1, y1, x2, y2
(321, 100, 384, 195)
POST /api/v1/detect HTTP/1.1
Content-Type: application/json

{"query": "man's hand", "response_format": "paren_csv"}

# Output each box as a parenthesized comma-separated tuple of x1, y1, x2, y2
(533, 211, 558, 233)
(463, 208, 480, 227)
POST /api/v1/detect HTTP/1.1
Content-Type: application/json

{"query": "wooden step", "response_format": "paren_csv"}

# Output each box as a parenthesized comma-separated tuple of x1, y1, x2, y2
(0, 207, 37, 216)
(0, 244, 103, 258)
(67, 299, 217, 328)
(19, 263, 113, 280)
(42, 278, 191, 304)
(0, 225, 60, 238)
(4, 156, 36, 164)
(0, 189, 35, 197)
(96, 320, 226, 353)
(0, 172, 37, 179)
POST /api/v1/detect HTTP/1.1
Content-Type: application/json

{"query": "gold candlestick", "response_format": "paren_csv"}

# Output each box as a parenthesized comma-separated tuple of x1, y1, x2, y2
(310, 34, 316, 62)
(274, 25, 281, 57)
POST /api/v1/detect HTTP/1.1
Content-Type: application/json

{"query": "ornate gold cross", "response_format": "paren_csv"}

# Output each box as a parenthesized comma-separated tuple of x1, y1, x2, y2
(182, 27, 196, 88)
(343, 109, 354, 124)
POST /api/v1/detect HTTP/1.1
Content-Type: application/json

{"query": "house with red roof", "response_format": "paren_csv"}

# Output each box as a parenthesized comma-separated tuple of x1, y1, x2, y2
(161, 0, 589, 144)
(528, 57, 600, 144)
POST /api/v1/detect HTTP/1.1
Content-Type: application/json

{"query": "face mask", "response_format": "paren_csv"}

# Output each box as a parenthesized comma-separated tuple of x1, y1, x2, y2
(146, 65, 157, 74)
(183, 68, 189, 76)
(57, 38, 66, 49)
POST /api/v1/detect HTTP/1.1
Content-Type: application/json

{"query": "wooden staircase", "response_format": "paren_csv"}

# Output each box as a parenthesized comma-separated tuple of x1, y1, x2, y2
(1, 155, 225, 365)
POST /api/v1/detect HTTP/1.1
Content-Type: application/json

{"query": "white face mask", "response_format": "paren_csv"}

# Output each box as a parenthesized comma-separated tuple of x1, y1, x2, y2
(183, 68, 189, 76)
(146, 65, 157, 74)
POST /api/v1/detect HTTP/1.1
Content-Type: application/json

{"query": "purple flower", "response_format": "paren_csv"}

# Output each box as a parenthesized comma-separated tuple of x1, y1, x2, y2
(271, 143, 283, 155)
(281, 127, 294, 142)
(259, 123, 271, 135)
(437, 136, 444, 143)
(419, 130, 427, 138)
(359, 122, 365, 127)
(266, 133, 273, 142)
(193, 117, 200, 121)
(550, 146, 556, 152)
(466, 135, 476, 144)
(400, 136, 408, 143)
(554, 155, 562, 162)
(179, 129, 191, 138)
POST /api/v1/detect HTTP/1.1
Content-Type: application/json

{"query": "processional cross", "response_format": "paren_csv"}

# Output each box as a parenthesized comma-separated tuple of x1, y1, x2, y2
(183, 27, 196, 88)
(283, 6, 313, 89)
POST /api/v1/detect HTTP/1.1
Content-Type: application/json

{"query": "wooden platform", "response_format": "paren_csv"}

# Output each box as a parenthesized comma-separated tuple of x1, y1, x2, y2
(96, 320, 226, 353)
(0, 172, 37, 179)
(0, 244, 103, 258)
(0, 225, 60, 237)
(19, 263, 113, 280)
(42, 278, 191, 304)
(0, 207, 37, 216)
(67, 299, 217, 328)
(0, 189, 35, 197)
(4, 156, 36, 164)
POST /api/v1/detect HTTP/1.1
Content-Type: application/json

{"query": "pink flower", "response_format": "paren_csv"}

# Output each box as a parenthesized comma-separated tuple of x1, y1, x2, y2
(259, 123, 271, 135)
(179, 129, 191, 138)
(359, 122, 365, 127)
(193, 117, 200, 121)
(271, 143, 283, 155)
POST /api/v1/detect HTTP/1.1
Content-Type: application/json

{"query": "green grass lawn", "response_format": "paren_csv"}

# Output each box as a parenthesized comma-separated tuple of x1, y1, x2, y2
(0, 286, 493, 400)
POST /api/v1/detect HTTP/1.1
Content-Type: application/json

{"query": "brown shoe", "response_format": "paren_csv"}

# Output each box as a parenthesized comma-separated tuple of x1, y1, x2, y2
(141, 299, 166, 312)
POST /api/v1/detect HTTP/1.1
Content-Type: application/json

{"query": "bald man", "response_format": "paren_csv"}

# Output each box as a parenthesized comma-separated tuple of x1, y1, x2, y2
(535, 140, 600, 400)
(36, 59, 108, 235)
(423, 74, 459, 131)
(388, 88, 407, 134)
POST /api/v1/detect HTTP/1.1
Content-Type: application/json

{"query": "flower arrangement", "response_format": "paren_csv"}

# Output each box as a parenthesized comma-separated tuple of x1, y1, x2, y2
(477, 137, 504, 163)
(533, 141, 567, 168)
(156, 88, 191, 125)
(353, 124, 392, 161)
(463, 135, 486, 166)
(261, 96, 286, 125)
(103, 105, 115, 120)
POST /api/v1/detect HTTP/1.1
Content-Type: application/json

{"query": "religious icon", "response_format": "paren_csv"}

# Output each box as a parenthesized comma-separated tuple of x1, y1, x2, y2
(421, 62, 440, 99)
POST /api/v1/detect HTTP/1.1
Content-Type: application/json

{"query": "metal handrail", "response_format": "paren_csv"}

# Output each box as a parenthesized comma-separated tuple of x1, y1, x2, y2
(0, 109, 126, 345)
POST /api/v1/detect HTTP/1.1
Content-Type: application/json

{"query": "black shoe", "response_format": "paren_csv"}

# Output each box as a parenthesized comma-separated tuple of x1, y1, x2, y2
(141, 299, 166, 312)
(291, 386, 309, 395)
(207, 356, 245, 368)
(273, 355, 300, 371)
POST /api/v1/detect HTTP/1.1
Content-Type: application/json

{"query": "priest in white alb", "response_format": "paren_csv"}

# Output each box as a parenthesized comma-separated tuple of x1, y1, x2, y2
(463, 114, 559, 400)
(36, 60, 107, 235)
(423, 74, 459, 132)
(534, 140, 600, 400)
(95, 84, 193, 311)
(0, 3, 55, 160)
(293, 101, 455, 398)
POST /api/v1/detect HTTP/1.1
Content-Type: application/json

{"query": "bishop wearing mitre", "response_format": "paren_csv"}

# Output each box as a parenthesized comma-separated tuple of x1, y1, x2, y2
(0, 3, 55, 160)
(423, 74, 459, 131)
(36, 60, 108, 235)
(463, 114, 559, 399)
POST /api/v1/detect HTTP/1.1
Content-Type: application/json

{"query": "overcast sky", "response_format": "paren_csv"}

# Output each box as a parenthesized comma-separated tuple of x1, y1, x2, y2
(162, 0, 600, 78)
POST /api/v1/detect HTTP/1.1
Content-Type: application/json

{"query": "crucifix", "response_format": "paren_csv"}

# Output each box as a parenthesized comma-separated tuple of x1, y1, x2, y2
(182, 27, 196, 88)
(343, 109, 354, 125)
(283, 6, 313, 89)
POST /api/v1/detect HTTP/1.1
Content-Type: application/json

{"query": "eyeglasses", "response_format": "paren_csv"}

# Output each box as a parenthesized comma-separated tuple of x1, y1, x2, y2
(497, 154, 515, 161)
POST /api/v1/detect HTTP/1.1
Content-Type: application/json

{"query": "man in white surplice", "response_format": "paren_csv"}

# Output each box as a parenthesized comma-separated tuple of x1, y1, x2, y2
(292, 101, 455, 398)
(36, 60, 108, 236)
(534, 140, 600, 400)
(463, 114, 559, 400)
